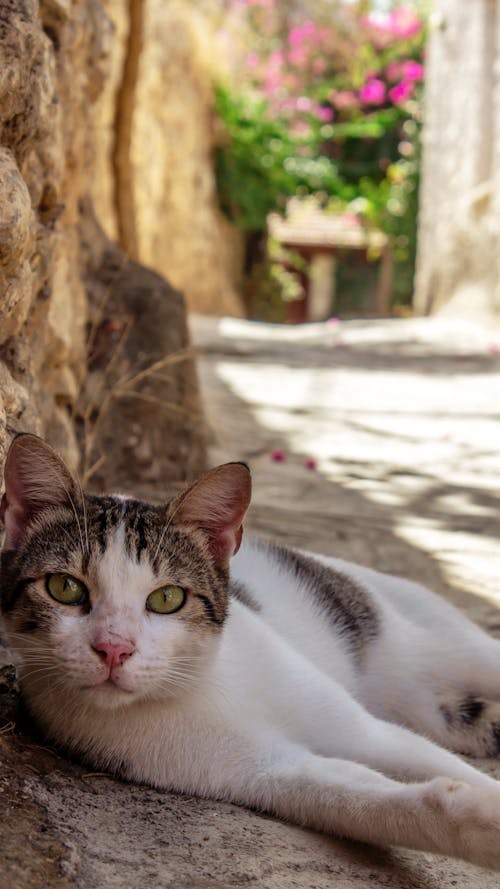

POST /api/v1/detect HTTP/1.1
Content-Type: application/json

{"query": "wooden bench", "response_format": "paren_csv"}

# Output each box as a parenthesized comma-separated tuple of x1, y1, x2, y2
(268, 206, 393, 322)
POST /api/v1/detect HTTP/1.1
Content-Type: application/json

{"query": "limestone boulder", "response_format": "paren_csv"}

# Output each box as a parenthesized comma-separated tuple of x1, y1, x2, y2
(0, 0, 205, 480)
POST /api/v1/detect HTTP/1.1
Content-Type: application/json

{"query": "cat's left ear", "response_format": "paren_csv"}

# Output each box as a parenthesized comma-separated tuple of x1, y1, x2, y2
(169, 462, 251, 566)
(1, 433, 80, 549)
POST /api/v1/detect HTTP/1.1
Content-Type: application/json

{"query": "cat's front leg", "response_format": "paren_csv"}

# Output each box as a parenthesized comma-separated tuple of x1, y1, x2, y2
(191, 726, 500, 869)
(250, 747, 500, 869)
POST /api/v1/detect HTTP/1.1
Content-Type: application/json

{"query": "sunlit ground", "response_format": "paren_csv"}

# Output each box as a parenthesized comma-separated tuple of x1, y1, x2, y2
(191, 315, 500, 615)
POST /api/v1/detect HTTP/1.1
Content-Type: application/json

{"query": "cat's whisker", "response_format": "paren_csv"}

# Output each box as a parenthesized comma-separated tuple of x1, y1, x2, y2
(20, 667, 67, 679)
(6, 632, 57, 645)
(14, 659, 57, 667)
(155, 671, 200, 689)
(20, 666, 63, 683)
(79, 483, 90, 557)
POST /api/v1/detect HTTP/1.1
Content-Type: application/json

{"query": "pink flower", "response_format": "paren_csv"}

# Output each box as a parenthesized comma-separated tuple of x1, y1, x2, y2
(288, 22, 318, 48)
(295, 95, 312, 112)
(388, 79, 414, 105)
(241, 0, 275, 8)
(330, 90, 359, 110)
(402, 60, 424, 81)
(244, 52, 260, 70)
(290, 120, 312, 137)
(264, 53, 284, 93)
(288, 47, 308, 67)
(268, 50, 284, 68)
(264, 74, 281, 95)
(388, 8, 422, 39)
(359, 78, 386, 105)
(312, 58, 327, 75)
(271, 449, 286, 462)
(363, 7, 422, 41)
(304, 457, 317, 471)
(386, 61, 403, 81)
(314, 105, 334, 122)
(282, 71, 300, 91)
(289, 25, 306, 48)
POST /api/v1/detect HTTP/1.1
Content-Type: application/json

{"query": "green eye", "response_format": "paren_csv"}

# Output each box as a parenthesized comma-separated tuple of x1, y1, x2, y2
(146, 585, 186, 615)
(46, 574, 88, 606)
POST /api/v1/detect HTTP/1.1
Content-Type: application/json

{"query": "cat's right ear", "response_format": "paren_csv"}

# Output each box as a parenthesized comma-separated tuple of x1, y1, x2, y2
(169, 462, 252, 566)
(0, 433, 79, 549)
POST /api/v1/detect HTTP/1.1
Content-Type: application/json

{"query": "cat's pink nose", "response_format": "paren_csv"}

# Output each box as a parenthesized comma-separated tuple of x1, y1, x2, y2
(92, 639, 135, 670)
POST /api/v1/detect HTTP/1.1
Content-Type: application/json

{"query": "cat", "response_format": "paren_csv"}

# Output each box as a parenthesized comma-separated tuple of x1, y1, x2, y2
(2, 433, 500, 870)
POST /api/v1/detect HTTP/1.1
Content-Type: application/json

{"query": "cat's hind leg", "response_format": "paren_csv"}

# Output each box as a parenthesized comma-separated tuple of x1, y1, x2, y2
(421, 631, 500, 756)
(278, 653, 500, 789)
(358, 591, 500, 758)
(398, 690, 500, 759)
(307, 679, 500, 790)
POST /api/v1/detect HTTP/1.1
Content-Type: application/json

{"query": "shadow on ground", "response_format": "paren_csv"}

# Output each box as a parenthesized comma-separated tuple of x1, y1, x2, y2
(194, 316, 500, 625)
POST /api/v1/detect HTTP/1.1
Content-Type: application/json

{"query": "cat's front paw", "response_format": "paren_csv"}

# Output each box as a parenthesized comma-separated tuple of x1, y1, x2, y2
(425, 776, 500, 870)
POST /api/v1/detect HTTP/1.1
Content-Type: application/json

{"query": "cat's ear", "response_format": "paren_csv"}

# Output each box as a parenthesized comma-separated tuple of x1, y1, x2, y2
(1, 433, 80, 549)
(170, 462, 251, 565)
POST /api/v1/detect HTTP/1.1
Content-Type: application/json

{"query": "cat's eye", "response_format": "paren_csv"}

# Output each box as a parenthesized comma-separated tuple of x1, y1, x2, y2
(46, 574, 88, 606)
(146, 585, 186, 615)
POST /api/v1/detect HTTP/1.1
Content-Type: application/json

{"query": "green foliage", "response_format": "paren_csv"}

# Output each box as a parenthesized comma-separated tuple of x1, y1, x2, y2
(213, 1, 426, 312)
(214, 86, 343, 231)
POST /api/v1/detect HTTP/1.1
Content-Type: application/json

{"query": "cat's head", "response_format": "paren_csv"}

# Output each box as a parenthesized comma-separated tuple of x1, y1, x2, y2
(0, 434, 251, 712)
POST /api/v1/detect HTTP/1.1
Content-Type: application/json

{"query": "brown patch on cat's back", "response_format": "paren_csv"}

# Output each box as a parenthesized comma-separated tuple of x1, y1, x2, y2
(267, 543, 380, 660)
(230, 580, 261, 613)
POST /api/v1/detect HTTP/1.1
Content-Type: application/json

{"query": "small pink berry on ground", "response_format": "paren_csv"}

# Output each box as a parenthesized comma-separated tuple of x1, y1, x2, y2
(305, 457, 317, 470)
(271, 450, 286, 462)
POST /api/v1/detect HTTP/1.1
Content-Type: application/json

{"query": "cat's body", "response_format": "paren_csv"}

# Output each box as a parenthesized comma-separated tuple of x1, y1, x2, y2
(3, 435, 500, 869)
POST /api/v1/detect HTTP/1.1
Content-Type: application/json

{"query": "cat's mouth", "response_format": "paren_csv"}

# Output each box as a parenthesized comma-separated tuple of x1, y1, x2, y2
(83, 676, 133, 694)
(79, 675, 139, 709)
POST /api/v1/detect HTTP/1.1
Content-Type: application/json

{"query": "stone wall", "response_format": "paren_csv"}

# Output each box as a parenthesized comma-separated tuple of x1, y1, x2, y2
(0, 0, 102, 472)
(91, 0, 243, 317)
(414, 0, 500, 316)
(0, 0, 206, 491)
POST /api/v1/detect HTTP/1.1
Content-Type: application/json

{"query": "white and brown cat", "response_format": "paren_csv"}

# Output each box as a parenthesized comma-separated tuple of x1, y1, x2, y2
(2, 433, 500, 869)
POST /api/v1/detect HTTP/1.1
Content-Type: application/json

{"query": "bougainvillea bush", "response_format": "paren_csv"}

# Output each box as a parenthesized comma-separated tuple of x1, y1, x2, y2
(214, 0, 427, 313)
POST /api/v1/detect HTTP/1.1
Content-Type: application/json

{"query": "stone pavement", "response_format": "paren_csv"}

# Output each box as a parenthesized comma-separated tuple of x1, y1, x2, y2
(2, 315, 500, 889)
(192, 315, 500, 620)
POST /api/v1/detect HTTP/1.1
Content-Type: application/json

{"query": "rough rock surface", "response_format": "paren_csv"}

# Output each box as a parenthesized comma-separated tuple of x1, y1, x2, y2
(0, 0, 205, 487)
(2, 316, 500, 888)
(0, 0, 91, 471)
(91, 0, 243, 317)
(79, 205, 206, 495)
